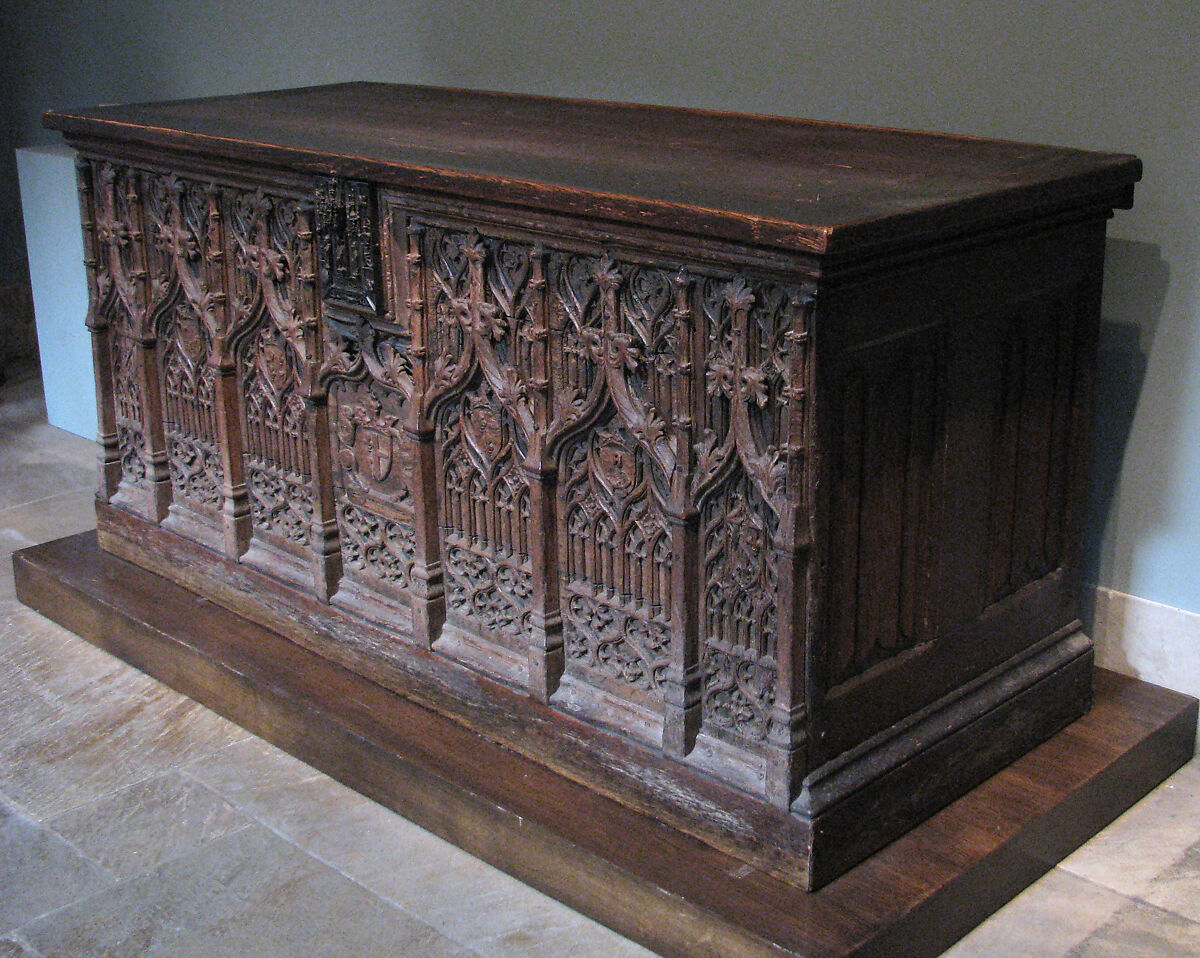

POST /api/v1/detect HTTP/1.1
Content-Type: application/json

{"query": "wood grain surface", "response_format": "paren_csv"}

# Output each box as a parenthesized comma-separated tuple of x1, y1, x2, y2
(44, 82, 1140, 256)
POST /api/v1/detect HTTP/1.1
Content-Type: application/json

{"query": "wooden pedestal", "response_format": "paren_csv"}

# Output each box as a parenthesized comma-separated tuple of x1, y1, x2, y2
(13, 531, 1197, 958)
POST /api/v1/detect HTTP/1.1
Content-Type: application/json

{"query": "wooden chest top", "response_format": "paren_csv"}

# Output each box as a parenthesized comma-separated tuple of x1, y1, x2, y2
(44, 81, 1140, 258)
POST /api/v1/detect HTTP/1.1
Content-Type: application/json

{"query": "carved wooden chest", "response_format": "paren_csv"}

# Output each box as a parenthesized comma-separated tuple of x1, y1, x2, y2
(45, 83, 1140, 890)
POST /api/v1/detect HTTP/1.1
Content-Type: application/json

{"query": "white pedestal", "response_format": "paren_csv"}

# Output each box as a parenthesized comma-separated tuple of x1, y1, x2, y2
(16, 144, 95, 439)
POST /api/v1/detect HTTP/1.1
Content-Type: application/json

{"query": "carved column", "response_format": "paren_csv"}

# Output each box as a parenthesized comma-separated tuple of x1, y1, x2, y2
(294, 204, 343, 600)
(133, 327, 173, 522)
(75, 159, 122, 501)
(307, 390, 343, 601)
(765, 288, 816, 808)
(523, 245, 565, 701)
(662, 271, 702, 756)
(127, 173, 173, 521)
(211, 349, 252, 556)
(205, 187, 253, 558)
(401, 221, 446, 647)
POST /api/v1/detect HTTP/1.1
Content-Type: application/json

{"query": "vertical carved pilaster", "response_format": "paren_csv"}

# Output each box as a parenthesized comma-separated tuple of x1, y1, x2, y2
(296, 204, 342, 600)
(212, 353, 252, 556)
(402, 220, 445, 646)
(765, 287, 816, 808)
(307, 393, 342, 600)
(125, 171, 171, 521)
(663, 270, 701, 756)
(523, 245, 564, 701)
(133, 332, 173, 521)
(206, 186, 253, 557)
(76, 159, 122, 501)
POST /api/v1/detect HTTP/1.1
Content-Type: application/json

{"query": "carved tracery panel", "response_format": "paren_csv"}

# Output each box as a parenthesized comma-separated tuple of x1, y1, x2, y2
(227, 188, 318, 552)
(145, 174, 224, 514)
(331, 376, 416, 602)
(438, 389, 533, 640)
(695, 276, 807, 746)
(426, 229, 537, 648)
(700, 473, 779, 742)
(111, 332, 149, 488)
(559, 424, 673, 698)
(355, 202, 813, 746)
(552, 255, 681, 704)
(90, 162, 151, 498)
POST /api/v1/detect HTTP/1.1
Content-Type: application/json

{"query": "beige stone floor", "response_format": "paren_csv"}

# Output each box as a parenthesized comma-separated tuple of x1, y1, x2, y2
(1, 363, 1198, 958)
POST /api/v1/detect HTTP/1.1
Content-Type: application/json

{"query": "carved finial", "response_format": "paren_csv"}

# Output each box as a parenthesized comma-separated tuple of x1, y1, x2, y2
(723, 276, 755, 313)
(593, 253, 621, 291)
(461, 230, 486, 263)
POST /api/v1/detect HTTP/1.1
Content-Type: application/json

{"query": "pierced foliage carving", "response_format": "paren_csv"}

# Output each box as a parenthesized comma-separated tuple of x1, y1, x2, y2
(445, 540, 533, 635)
(437, 386, 533, 642)
(332, 379, 416, 595)
(701, 476, 779, 742)
(89, 161, 151, 495)
(145, 172, 224, 511)
(704, 647, 777, 742)
(116, 420, 148, 485)
(111, 333, 148, 487)
(426, 227, 538, 645)
(695, 277, 803, 513)
(427, 229, 538, 437)
(227, 187, 319, 547)
(91, 162, 147, 337)
(338, 493, 415, 588)
(167, 433, 221, 507)
(560, 422, 673, 697)
(695, 276, 807, 744)
(552, 255, 678, 476)
(247, 460, 313, 543)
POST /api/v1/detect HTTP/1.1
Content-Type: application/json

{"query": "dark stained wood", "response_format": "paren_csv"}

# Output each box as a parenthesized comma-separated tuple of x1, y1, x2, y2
(43, 84, 1145, 891)
(12, 533, 1197, 958)
(92, 498, 819, 888)
(44, 82, 1140, 258)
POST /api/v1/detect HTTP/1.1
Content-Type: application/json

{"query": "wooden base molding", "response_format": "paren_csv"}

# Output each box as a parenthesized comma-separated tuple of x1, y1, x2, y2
(13, 531, 1198, 958)
(94, 499, 1097, 889)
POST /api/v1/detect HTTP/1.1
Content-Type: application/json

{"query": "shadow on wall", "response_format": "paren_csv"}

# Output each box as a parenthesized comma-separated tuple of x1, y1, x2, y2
(1082, 238, 1170, 594)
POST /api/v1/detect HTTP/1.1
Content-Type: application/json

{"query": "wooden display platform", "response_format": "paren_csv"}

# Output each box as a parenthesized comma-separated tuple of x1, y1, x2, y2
(14, 532, 1198, 958)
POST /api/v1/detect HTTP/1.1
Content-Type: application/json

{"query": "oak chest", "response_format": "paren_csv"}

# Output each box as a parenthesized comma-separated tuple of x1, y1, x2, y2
(44, 83, 1140, 889)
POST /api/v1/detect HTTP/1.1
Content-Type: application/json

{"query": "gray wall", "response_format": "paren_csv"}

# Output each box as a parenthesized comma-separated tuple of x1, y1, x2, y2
(4, 0, 1199, 613)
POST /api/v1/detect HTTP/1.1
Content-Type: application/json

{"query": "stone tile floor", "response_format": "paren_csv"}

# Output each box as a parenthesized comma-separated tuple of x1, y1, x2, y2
(0, 362, 1197, 957)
